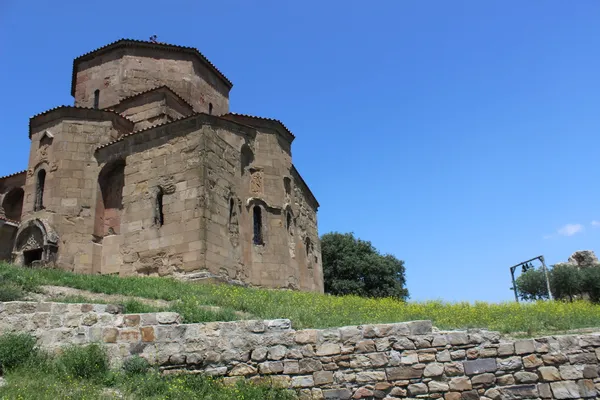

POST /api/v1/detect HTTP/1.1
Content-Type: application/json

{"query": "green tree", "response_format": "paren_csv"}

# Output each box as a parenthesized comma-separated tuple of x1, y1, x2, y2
(515, 264, 600, 303)
(321, 232, 409, 300)
(515, 268, 549, 301)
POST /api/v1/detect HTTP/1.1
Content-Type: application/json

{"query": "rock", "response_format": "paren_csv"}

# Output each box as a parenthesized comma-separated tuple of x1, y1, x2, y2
(268, 345, 287, 360)
(424, 362, 444, 377)
(386, 365, 424, 380)
(407, 383, 428, 395)
(428, 380, 449, 392)
(449, 377, 472, 391)
(567, 250, 598, 266)
(539, 366, 561, 381)
(316, 343, 341, 356)
(550, 381, 581, 399)
(291, 375, 314, 388)
(514, 371, 538, 383)
(313, 371, 334, 385)
(463, 358, 497, 375)
(559, 365, 583, 380)
(514, 339, 535, 355)
(471, 373, 495, 385)
(498, 384, 538, 398)
(522, 354, 543, 368)
(323, 388, 352, 399)
(156, 312, 180, 324)
(228, 363, 257, 376)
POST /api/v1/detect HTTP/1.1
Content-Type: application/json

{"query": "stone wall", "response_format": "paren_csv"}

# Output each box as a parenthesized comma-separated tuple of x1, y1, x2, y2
(1, 301, 599, 399)
(73, 43, 231, 115)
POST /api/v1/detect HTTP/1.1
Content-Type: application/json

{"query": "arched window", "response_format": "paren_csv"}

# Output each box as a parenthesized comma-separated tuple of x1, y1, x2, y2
(93, 90, 100, 109)
(208, 103, 213, 115)
(253, 205, 263, 245)
(34, 169, 46, 211)
(154, 187, 164, 227)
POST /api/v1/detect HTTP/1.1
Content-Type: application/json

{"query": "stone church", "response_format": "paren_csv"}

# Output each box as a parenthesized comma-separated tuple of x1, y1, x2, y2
(0, 39, 323, 293)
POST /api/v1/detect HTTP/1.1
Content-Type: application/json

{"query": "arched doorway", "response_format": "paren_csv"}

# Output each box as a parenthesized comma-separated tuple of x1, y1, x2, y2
(13, 219, 59, 267)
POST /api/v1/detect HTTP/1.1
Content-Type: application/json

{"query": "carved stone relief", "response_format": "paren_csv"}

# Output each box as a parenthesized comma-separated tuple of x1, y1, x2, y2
(250, 169, 263, 195)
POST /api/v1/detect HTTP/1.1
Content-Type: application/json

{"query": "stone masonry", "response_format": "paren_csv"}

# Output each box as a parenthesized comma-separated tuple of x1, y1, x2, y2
(0, 39, 323, 293)
(2, 301, 600, 399)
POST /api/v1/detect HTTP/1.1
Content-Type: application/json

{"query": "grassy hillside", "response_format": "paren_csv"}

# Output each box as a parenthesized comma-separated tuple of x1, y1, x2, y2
(2, 262, 600, 334)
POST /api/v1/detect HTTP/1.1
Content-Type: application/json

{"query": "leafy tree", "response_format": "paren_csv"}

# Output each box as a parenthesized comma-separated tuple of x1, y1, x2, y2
(550, 264, 584, 301)
(321, 232, 409, 300)
(514, 268, 549, 301)
(516, 263, 600, 303)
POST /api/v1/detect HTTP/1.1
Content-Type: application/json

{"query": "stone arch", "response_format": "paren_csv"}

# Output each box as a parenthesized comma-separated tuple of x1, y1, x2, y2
(94, 159, 126, 239)
(240, 144, 254, 176)
(12, 218, 58, 267)
(2, 187, 24, 222)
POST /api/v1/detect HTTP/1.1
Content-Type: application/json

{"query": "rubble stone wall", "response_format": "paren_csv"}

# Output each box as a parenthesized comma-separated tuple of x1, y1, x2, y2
(1, 301, 599, 399)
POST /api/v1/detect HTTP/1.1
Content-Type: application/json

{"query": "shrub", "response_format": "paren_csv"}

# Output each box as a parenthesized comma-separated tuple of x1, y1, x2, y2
(515, 268, 550, 301)
(0, 282, 25, 301)
(123, 355, 150, 376)
(58, 343, 109, 381)
(0, 332, 38, 372)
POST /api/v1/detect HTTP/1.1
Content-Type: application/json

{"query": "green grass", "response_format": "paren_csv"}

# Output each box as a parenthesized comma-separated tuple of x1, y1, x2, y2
(0, 333, 295, 400)
(2, 262, 600, 334)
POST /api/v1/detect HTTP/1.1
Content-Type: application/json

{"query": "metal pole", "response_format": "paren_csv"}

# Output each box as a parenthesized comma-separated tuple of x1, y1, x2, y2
(510, 266, 519, 302)
(540, 255, 553, 300)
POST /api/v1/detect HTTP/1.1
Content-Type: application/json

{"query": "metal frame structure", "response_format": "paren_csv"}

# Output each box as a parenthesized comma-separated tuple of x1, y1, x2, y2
(509, 255, 553, 302)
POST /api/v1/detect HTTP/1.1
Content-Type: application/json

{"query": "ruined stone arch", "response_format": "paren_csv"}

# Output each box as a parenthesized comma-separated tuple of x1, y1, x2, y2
(240, 144, 254, 176)
(94, 159, 126, 240)
(283, 204, 295, 234)
(12, 218, 58, 266)
(1, 187, 24, 222)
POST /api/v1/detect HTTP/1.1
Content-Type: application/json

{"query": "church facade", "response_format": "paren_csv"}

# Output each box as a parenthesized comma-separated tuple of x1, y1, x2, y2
(0, 39, 323, 293)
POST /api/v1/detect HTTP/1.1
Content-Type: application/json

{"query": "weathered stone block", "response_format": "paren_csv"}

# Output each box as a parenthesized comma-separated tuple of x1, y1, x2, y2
(408, 383, 428, 395)
(463, 358, 497, 375)
(386, 365, 424, 380)
(539, 366, 560, 381)
(514, 371, 538, 383)
(449, 377, 472, 391)
(550, 381, 581, 399)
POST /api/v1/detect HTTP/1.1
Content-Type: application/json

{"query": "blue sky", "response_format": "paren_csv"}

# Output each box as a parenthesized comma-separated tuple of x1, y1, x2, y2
(1, 1, 600, 302)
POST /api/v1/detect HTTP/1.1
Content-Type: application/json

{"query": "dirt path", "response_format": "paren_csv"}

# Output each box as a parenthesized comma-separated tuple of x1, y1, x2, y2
(26, 285, 255, 319)
(26, 285, 172, 308)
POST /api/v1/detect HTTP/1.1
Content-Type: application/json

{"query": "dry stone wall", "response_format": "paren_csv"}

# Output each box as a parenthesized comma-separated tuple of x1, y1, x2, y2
(1, 301, 600, 399)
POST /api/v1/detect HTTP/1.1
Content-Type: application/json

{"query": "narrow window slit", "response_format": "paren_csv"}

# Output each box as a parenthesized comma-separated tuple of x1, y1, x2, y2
(253, 205, 263, 245)
(93, 89, 100, 109)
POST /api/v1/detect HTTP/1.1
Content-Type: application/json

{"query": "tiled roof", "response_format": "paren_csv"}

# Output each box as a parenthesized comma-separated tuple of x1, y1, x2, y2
(96, 113, 201, 151)
(0, 170, 26, 180)
(29, 106, 133, 138)
(107, 85, 195, 112)
(222, 113, 296, 139)
(71, 39, 233, 96)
